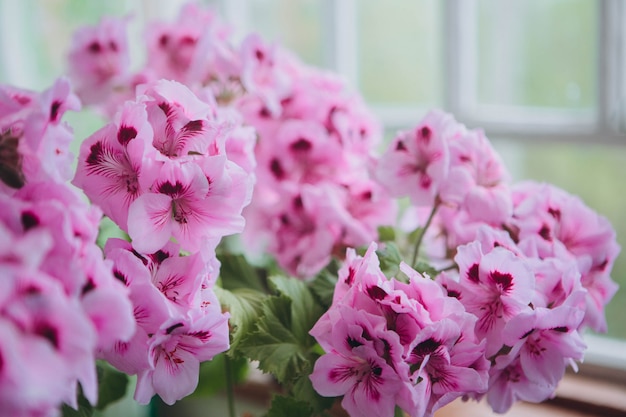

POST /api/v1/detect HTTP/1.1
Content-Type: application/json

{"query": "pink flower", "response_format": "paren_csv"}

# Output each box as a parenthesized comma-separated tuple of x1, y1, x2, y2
(510, 181, 620, 332)
(311, 345, 406, 417)
(145, 3, 229, 82)
(447, 129, 512, 223)
(135, 311, 229, 405)
(67, 16, 131, 106)
(453, 242, 535, 357)
(1, 78, 80, 188)
(101, 237, 227, 405)
(239, 34, 291, 116)
(0, 181, 134, 415)
(376, 110, 455, 206)
(73, 101, 151, 230)
(311, 243, 489, 417)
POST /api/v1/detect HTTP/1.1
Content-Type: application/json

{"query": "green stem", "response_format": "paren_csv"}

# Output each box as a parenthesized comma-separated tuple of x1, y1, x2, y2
(411, 202, 440, 268)
(394, 405, 405, 417)
(224, 355, 236, 417)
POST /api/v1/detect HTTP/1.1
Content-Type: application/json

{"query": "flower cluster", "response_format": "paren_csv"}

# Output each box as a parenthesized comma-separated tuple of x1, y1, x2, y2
(238, 38, 396, 278)
(71, 77, 254, 404)
(310, 243, 489, 417)
(314, 109, 619, 415)
(0, 79, 135, 416)
(67, 3, 396, 279)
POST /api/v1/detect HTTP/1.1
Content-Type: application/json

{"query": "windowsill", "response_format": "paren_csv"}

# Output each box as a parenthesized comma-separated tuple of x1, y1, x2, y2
(434, 372, 626, 417)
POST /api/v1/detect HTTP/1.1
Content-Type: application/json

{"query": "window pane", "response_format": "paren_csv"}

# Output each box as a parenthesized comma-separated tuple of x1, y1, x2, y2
(477, 0, 597, 109)
(357, 0, 442, 105)
(495, 140, 626, 339)
(0, 0, 129, 89)
(247, 0, 324, 66)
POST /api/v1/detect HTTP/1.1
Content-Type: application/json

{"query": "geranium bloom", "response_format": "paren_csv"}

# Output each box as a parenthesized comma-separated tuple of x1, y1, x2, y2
(376, 110, 455, 207)
(101, 237, 227, 405)
(135, 310, 229, 405)
(73, 101, 152, 230)
(67, 16, 131, 106)
(74, 80, 253, 253)
(452, 241, 535, 357)
(509, 181, 620, 332)
(1, 78, 80, 188)
(311, 243, 489, 417)
(446, 128, 512, 223)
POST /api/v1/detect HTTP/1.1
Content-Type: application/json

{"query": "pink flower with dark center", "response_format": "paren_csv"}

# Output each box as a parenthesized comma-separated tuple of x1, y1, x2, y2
(311, 345, 406, 417)
(135, 311, 229, 405)
(73, 101, 151, 230)
(376, 110, 456, 206)
(454, 242, 535, 357)
(68, 16, 131, 105)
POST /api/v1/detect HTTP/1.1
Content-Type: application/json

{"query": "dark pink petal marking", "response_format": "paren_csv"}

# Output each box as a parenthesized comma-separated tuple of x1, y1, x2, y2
(88, 41, 102, 53)
(490, 271, 514, 293)
(50, 100, 62, 122)
(329, 365, 357, 384)
(117, 126, 138, 145)
(418, 125, 432, 143)
(270, 158, 285, 180)
(467, 263, 480, 283)
(290, 138, 312, 152)
(35, 322, 59, 349)
(367, 285, 387, 300)
(20, 211, 39, 231)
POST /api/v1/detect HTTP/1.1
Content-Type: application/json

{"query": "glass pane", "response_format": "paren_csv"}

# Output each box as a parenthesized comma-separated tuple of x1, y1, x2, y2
(495, 140, 626, 340)
(248, 0, 324, 66)
(0, 0, 128, 89)
(477, 0, 597, 109)
(357, 0, 443, 105)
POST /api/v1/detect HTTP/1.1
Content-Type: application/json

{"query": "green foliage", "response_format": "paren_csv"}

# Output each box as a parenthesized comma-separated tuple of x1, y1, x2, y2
(413, 261, 439, 279)
(191, 354, 250, 398)
(214, 287, 265, 355)
(238, 275, 332, 415)
(308, 269, 337, 309)
(377, 225, 396, 242)
(218, 252, 267, 293)
(240, 295, 310, 384)
(95, 363, 129, 410)
(376, 242, 403, 278)
(268, 276, 325, 342)
(265, 395, 314, 417)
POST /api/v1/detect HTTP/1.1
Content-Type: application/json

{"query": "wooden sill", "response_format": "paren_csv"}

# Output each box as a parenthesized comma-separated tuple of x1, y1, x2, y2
(434, 373, 626, 417)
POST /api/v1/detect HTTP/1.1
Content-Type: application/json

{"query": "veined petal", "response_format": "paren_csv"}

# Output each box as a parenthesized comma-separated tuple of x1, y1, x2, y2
(128, 193, 173, 253)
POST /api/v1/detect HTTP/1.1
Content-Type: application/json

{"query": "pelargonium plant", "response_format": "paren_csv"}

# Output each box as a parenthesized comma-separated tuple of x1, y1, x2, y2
(0, 3, 620, 417)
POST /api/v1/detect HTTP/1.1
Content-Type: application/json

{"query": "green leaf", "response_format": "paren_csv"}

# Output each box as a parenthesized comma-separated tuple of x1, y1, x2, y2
(215, 287, 265, 355)
(413, 261, 438, 279)
(265, 395, 314, 417)
(268, 275, 325, 342)
(239, 295, 309, 384)
(190, 353, 249, 398)
(308, 270, 337, 309)
(376, 242, 403, 278)
(406, 226, 424, 245)
(218, 252, 266, 292)
(292, 373, 335, 413)
(95, 363, 129, 410)
(377, 225, 396, 242)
